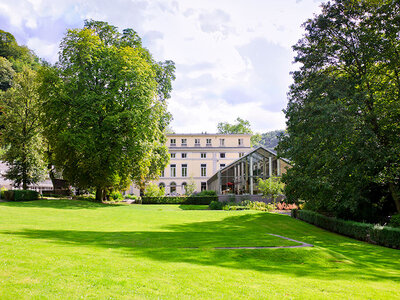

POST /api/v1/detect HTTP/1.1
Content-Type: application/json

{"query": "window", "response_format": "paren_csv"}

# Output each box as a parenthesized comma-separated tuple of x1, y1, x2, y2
(181, 138, 187, 146)
(220, 164, 226, 169)
(195, 138, 200, 146)
(181, 164, 187, 177)
(171, 153, 176, 158)
(201, 182, 207, 191)
(220, 153, 226, 158)
(160, 170, 165, 177)
(170, 138, 176, 146)
(170, 182, 176, 193)
(239, 152, 245, 158)
(201, 153, 207, 158)
(170, 164, 176, 177)
(220, 138, 225, 146)
(238, 138, 243, 146)
(201, 164, 207, 177)
(182, 182, 187, 193)
(206, 138, 212, 146)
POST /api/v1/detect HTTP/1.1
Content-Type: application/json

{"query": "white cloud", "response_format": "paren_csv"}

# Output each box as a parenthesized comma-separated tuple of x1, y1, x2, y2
(0, 0, 324, 133)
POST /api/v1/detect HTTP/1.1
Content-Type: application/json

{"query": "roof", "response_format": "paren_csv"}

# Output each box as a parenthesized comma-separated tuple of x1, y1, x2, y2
(206, 145, 290, 183)
(166, 133, 252, 136)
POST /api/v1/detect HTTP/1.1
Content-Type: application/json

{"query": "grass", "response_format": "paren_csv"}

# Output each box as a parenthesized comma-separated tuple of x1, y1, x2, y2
(0, 199, 399, 299)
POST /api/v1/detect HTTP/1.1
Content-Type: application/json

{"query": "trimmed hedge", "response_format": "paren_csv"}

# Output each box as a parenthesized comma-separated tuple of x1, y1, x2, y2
(141, 196, 217, 205)
(42, 190, 71, 197)
(4, 190, 39, 201)
(292, 209, 400, 249)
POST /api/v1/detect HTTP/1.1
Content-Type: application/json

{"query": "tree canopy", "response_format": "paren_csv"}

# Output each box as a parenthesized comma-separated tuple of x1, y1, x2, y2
(39, 20, 175, 201)
(259, 130, 285, 150)
(217, 117, 261, 146)
(0, 67, 46, 189)
(277, 0, 400, 222)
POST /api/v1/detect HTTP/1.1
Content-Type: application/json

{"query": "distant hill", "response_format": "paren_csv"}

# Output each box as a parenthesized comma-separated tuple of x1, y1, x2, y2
(258, 130, 285, 150)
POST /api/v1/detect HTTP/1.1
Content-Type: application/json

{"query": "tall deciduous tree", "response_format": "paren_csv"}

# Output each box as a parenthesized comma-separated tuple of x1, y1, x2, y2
(217, 117, 261, 146)
(39, 20, 174, 201)
(277, 0, 400, 221)
(0, 67, 46, 189)
(0, 57, 15, 91)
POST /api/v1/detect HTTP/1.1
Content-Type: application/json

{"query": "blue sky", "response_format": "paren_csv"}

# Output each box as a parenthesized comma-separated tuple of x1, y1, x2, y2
(0, 0, 324, 133)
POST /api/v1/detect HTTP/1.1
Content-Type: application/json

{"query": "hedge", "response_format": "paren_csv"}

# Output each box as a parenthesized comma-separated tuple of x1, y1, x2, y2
(141, 196, 217, 205)
(4, 190, 39, 201)
(292, 209, 400, 249)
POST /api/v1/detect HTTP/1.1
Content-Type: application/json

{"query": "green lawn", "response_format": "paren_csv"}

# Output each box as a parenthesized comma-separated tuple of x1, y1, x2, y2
(0, 199, 399, 299)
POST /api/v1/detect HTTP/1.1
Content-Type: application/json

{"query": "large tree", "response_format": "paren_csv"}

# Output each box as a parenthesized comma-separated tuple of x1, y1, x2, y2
(39, 20, 175, 201)
(0, 67, 46, 189)
(278, 0, 400, 221)
(217, 117, 261, 146)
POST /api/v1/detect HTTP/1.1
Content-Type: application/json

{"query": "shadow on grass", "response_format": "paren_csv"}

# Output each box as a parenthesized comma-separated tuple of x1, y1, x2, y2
(178, 205, 209, 210)
(0, 199, 123, 209)
(2, 213, 400, 282)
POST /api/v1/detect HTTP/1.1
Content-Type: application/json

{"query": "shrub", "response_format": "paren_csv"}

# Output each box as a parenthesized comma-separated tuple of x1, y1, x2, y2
(223, 202, 246, 210)
(110, 191, 123, 201)
(258, 177, 284, 203)
(144, 183, 165, 197)
(42, 190, 71, 197)
(4, 190, 39, 201)
(186, 195, 217, 205)
(1, 187, 7, 199)
(293, 209, 400, 249)
(242, 200, 272, 211)
(141, 196, 217, 205)
(209, 201, 224, 210)
(192, 190, 217, 197)
(389, 214, 400, 228)
(74, 194, 96, 202)
(276, 202, 298, 210)
(124, 194, 138, 200)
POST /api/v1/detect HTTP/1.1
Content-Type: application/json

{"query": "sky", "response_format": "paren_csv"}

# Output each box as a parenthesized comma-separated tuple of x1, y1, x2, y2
(0, 0, 324, 133)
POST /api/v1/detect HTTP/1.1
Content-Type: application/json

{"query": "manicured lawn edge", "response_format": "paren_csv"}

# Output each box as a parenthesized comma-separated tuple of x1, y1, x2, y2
(291, 209, 400, 249)
(141, 196, 217, 205)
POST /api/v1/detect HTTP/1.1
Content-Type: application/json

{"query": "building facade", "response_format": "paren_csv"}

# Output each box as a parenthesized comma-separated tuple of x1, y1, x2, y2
(207, 146, 290, 195)
(127, 133, 252, 195)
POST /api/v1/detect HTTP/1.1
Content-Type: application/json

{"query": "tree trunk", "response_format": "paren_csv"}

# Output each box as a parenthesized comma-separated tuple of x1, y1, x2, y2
(95, 188, 103, 202)
(389, 182, 400, 213)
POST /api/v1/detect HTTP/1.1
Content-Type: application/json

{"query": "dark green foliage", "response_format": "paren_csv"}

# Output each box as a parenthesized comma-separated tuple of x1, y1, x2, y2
(294, 210, 400, 249)
(192, 190, 217, 197)
(259, 130, 285, 150)
(0, 68, 47, 189)
(41, 190, 71, 197)
(389, 214, 400, 228)
(110, 191, 123, 201)
(217, 117, 252, 135)
(142, 196, 217, 205)
(124, 194, 138, 200)
(0, 187, 6, 199)
(209, 200, 224, 210)
(0, 30, 40, 72)
(0, 57, 15, 91)
(39, 20, 175, 201)
(216, 117, 260, 146)
(73, 195, 96, 202)
(278, 0, 400, 221)
(4, 190, 39, 201)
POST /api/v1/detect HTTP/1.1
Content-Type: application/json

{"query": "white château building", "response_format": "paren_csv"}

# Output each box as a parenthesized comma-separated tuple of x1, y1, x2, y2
(127, 133, 252, 195)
